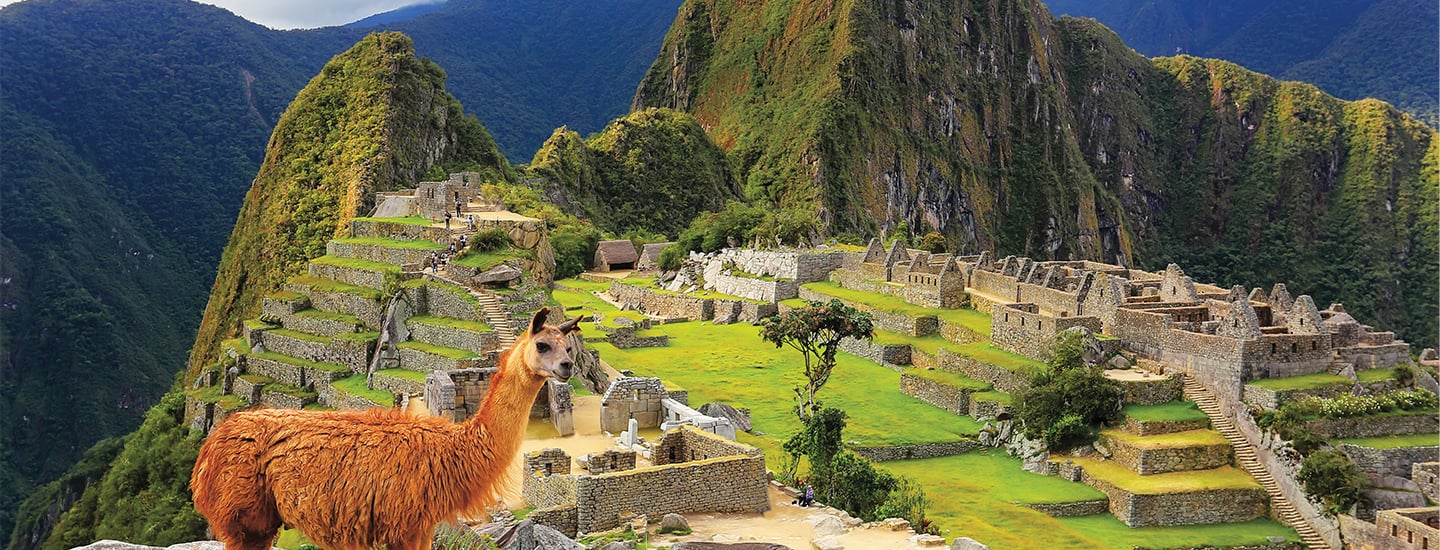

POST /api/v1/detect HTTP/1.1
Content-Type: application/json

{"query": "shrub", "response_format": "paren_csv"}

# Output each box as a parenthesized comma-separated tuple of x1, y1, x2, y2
(918, 231, 946, 253)
(1394, 363, 1416, 386)
(1286, 389, 1438, 420)
(827, 451, 897, 521)
(1015, 365, 1122, 450)
(467, 228, 510, 252)
(1298, 451, 1366, 515)
(656, 243, 684, 272)
(1042, 413, 1093, 450)
(875, 476, 936, 535)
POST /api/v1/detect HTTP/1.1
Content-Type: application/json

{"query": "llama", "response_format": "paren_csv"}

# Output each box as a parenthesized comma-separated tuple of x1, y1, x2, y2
(190, 307, 580, 550)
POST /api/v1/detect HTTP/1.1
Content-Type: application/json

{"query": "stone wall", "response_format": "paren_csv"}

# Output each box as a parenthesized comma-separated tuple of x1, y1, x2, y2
(1241, 382, 1349, 411)
(280, 311, 361, 338)
(968, 397, 1010, 420)
(1338, 444, 1440, 479)
(1375, 508, 1440, 550)
(712, 248, 848, 283)
(406, 320, 496, 355)
(1016, 282, 1081, 317)
(608, 282, 713, 321)
(1305, 413, 1439, 439)
(1415, 463, 1440, 502)
(970, 269, 1019, 302)
(584, 450, 638, 474)
(654, 426, 759, 465)
(413, 282, 488, 323)
(1102, 434, 1231, 475)
(710, 298, 777, 324)
(262, 295, 308, 321)
(260, 388, 314, 409)
(1337, 343, 1412, 370)
(397, 346, 485, 372)
(287, 282, 383, 329)
(308, 261, 390, 290)
(575, 428, 768, 534)
(603, 326, 670, 349)
(938, 349, 1031, 394)
(849, 440, 978, 461)
(350, 219, 456, 242)
(841, 337, 910, 369)
(1118, 415, 1209, 436)
(799, 286, 938, 336)
(899, 373, 970, 414)
(990, 303, 1102, 361)
(600, 376, 670, 432)
(1021, 499, 1110, 518)
(371, 372, 422, 395)
(937, 320, 985, 345)
(425, 367, 499, 422)
(259, 331, 373, 372)
(529, 505, 579, 538)
(317, 381, 386, 410)
(1243, 334, 1334, 379)
(1084, 475, 1268, 527)
(1115, 375, 1182, 406)
(711, 273, 800, 302)
(327, 239, 436, 266)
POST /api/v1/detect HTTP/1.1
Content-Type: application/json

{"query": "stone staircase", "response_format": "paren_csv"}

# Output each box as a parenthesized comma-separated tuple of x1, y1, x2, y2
(423, 271, 516, 348)
(1181, 375, 1329, 549)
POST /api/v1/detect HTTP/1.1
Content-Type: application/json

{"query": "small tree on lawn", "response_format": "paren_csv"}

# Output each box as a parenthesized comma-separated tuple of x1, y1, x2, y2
(759, 299, 874, 420)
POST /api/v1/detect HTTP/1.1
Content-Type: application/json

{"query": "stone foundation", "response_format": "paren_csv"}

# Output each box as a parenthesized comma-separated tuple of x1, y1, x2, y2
(327, 239, 437, 266)
(843, 337, 911, 369)
(1118, 415, 1210, 436)
(406, 319, 496, 354)
(899, 373, 971, 414)
(938, 349, 1031, 394)
(1305, 413, 1439, 439)
(1021, 499, 1110, 517)
(1338, 443, 1440, 480)
(1115, 374, 1182, 406)
(1103, 432, 1232, 475)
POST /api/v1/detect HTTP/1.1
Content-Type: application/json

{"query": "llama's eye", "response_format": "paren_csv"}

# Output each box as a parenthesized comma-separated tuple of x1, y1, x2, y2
(536, 342, 552, 353)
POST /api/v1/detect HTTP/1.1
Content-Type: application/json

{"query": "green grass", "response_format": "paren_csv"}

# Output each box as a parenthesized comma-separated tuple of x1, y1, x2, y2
(293, 309, 363, 325)
(905, 368, 993, 391)
(1355, 367, 1398, 383)
(971, 390, 1013, 404)
(799, 281, 993, 336)
(1335, 433, 1439, 449)
(397, 341, 480, 359)
(877, 451, 1291, 548)
(1247, 372, 1351, 391)
(353, 215, 435, 226)
(244, 319, 278, 331)
(1067, 457, 1260, 494)
(303, 403, 336, 412)
(222, 337, 248, 356)
(250, 350, 350, 373)
(187, 385, 248, 411)
(453, 246, 533, 270)
(1121, 401, 1209, 423)
(375, 368, 429, 383)
(951, 341, 1046, 374)
(1102, 428, 1228, 449)
(568, 376, 595, 396)
(872, 330, 952, 357)
(555, 277, 615, 293)
(290, 275, 383, 300)
(238, 374, 271, 385)
(331, 374, 392, 404)
(310, 254, 402, 274)
(266, 382, 316, 399)
(334, 236, 443, 250)
(267, 289, 306, 302)
(275, 528, 313, 550)
(406, 315, 493, 333)
(619, 276, 767, 304)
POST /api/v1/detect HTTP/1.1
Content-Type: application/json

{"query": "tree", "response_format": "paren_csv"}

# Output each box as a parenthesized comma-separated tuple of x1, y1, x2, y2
(759, 299, 875, 420)
(1298, 451, 1366, 515)
(1014, 330, 1123, 449)
(918, 231, 947, 253)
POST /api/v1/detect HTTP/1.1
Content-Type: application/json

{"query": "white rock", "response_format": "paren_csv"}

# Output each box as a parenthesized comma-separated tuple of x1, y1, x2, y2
(813, 515, 848, 537)
(911, 534, 947, 547)
(811, 536, 845, 550)
(951, 537, 990, 550)
(880, 517, 911, 531)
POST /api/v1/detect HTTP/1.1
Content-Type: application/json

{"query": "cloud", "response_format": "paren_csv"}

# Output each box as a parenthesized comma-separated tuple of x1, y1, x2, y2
(0, 0, 441, 30)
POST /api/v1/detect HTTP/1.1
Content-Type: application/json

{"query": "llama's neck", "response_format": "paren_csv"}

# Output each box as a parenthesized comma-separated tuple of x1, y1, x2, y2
(464, 347, 546, 461)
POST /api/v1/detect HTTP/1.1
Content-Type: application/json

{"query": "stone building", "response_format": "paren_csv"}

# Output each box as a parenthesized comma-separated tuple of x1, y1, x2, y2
(636, 242, 673, 271)
(1376, 508, 1439, 550)
(593, 240, 639, 272)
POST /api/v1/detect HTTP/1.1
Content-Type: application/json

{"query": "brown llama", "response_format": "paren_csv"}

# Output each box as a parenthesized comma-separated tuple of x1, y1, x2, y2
(190, 307, 579, 550)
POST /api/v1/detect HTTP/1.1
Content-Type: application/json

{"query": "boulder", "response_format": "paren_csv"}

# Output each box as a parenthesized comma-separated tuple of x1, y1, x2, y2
(712, 534, 743, 542)
(472, 264, 522, 285)
(880, 517, 911, 531)
(698, 402, 753, 432)
(530, 526, 585, 550)
(1092, 440, 1113, 459)
(950, 537, 991, 550)
(812, 515, 848, 538)
(672, 544, 793, 550)
(1107, 355, 1131, 370)
(660, 512, 691, 533)
(910, 534, 947, 547)
(1361, 487, 1427, 513)
(599, 543, 636, 550)
(810, 537, 844, 550)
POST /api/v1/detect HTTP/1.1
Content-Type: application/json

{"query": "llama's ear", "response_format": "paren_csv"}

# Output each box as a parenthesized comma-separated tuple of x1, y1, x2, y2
(558, 316, 580, 334)
(530, 307, 551, 335)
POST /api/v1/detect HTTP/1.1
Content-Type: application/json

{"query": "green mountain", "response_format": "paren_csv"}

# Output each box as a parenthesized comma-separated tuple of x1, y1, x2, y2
(0, 0, 678, 537)
(6, 32, 509, 549)
(632, 0, 1437, 347)
(527, 108, 738, 236)
(1042, 0, 1438, 124)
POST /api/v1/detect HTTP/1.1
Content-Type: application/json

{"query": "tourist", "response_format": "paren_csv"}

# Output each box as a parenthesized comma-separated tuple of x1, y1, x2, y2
(467, 214, 475, 229)
(455, 200, 462, 216)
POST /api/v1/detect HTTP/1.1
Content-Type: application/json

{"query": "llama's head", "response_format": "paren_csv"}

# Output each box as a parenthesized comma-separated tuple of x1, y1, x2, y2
(518, 307, 580, 381)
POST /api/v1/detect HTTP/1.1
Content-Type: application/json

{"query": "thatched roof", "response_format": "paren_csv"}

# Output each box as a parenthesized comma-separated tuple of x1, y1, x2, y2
(595, 240, 639, 264)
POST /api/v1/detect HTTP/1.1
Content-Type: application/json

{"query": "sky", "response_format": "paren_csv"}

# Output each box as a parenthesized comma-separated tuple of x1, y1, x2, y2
(0, 0, 442, 29)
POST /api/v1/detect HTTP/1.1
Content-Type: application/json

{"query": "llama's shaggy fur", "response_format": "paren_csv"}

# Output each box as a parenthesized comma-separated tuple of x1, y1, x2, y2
(191, 308, 579, 550)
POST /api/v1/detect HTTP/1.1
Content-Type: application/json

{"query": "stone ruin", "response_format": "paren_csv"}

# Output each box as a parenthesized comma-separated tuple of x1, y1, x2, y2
(425, 368, 575, 436)
(599, 375, 735, 441)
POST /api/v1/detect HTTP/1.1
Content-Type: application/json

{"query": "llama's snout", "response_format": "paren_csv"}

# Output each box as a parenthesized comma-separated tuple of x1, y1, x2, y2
(556, 361, 573, 380)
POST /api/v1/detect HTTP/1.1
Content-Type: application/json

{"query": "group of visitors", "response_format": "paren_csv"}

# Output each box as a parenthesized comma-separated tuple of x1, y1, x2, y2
(425, 234, 471, 274)
(793, 480, 815, 507)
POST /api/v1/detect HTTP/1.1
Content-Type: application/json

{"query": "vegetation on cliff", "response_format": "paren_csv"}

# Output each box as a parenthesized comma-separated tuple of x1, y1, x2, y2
(187, 32, 510, 375)
(633, 0, 1437, 347)
(528, 108, 738, 237)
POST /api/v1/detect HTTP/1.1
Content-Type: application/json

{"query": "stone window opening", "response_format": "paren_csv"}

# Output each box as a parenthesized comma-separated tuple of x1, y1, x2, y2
(1037, 321, 1042, 330)
(1423, 536, 1428, 549)
(1271, 343, 1277, 354)
(1299, 318, 1305, 326)
(1233, 319, 1239, 327)
(1291, 342, 1298, 353)
(1021, 318, 1026, 327)
(1394, 525, 1399, 536)
(1004, 313, 1009, 322)
(1410, 531, 1414, 543)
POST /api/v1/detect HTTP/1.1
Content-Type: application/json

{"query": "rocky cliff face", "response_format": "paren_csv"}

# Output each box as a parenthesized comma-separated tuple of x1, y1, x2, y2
(187, 32, 511, 373)
(633, 0, 1436, 346)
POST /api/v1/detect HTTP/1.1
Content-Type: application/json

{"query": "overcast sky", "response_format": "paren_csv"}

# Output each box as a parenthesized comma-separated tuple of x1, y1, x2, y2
(0, 0, 442, 29)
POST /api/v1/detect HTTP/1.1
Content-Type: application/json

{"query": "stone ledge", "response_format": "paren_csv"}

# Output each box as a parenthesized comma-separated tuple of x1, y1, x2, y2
(849, 440, 978, 462)
(1020, 499, 1109, 517)
(1306, 412, 1439, 439)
